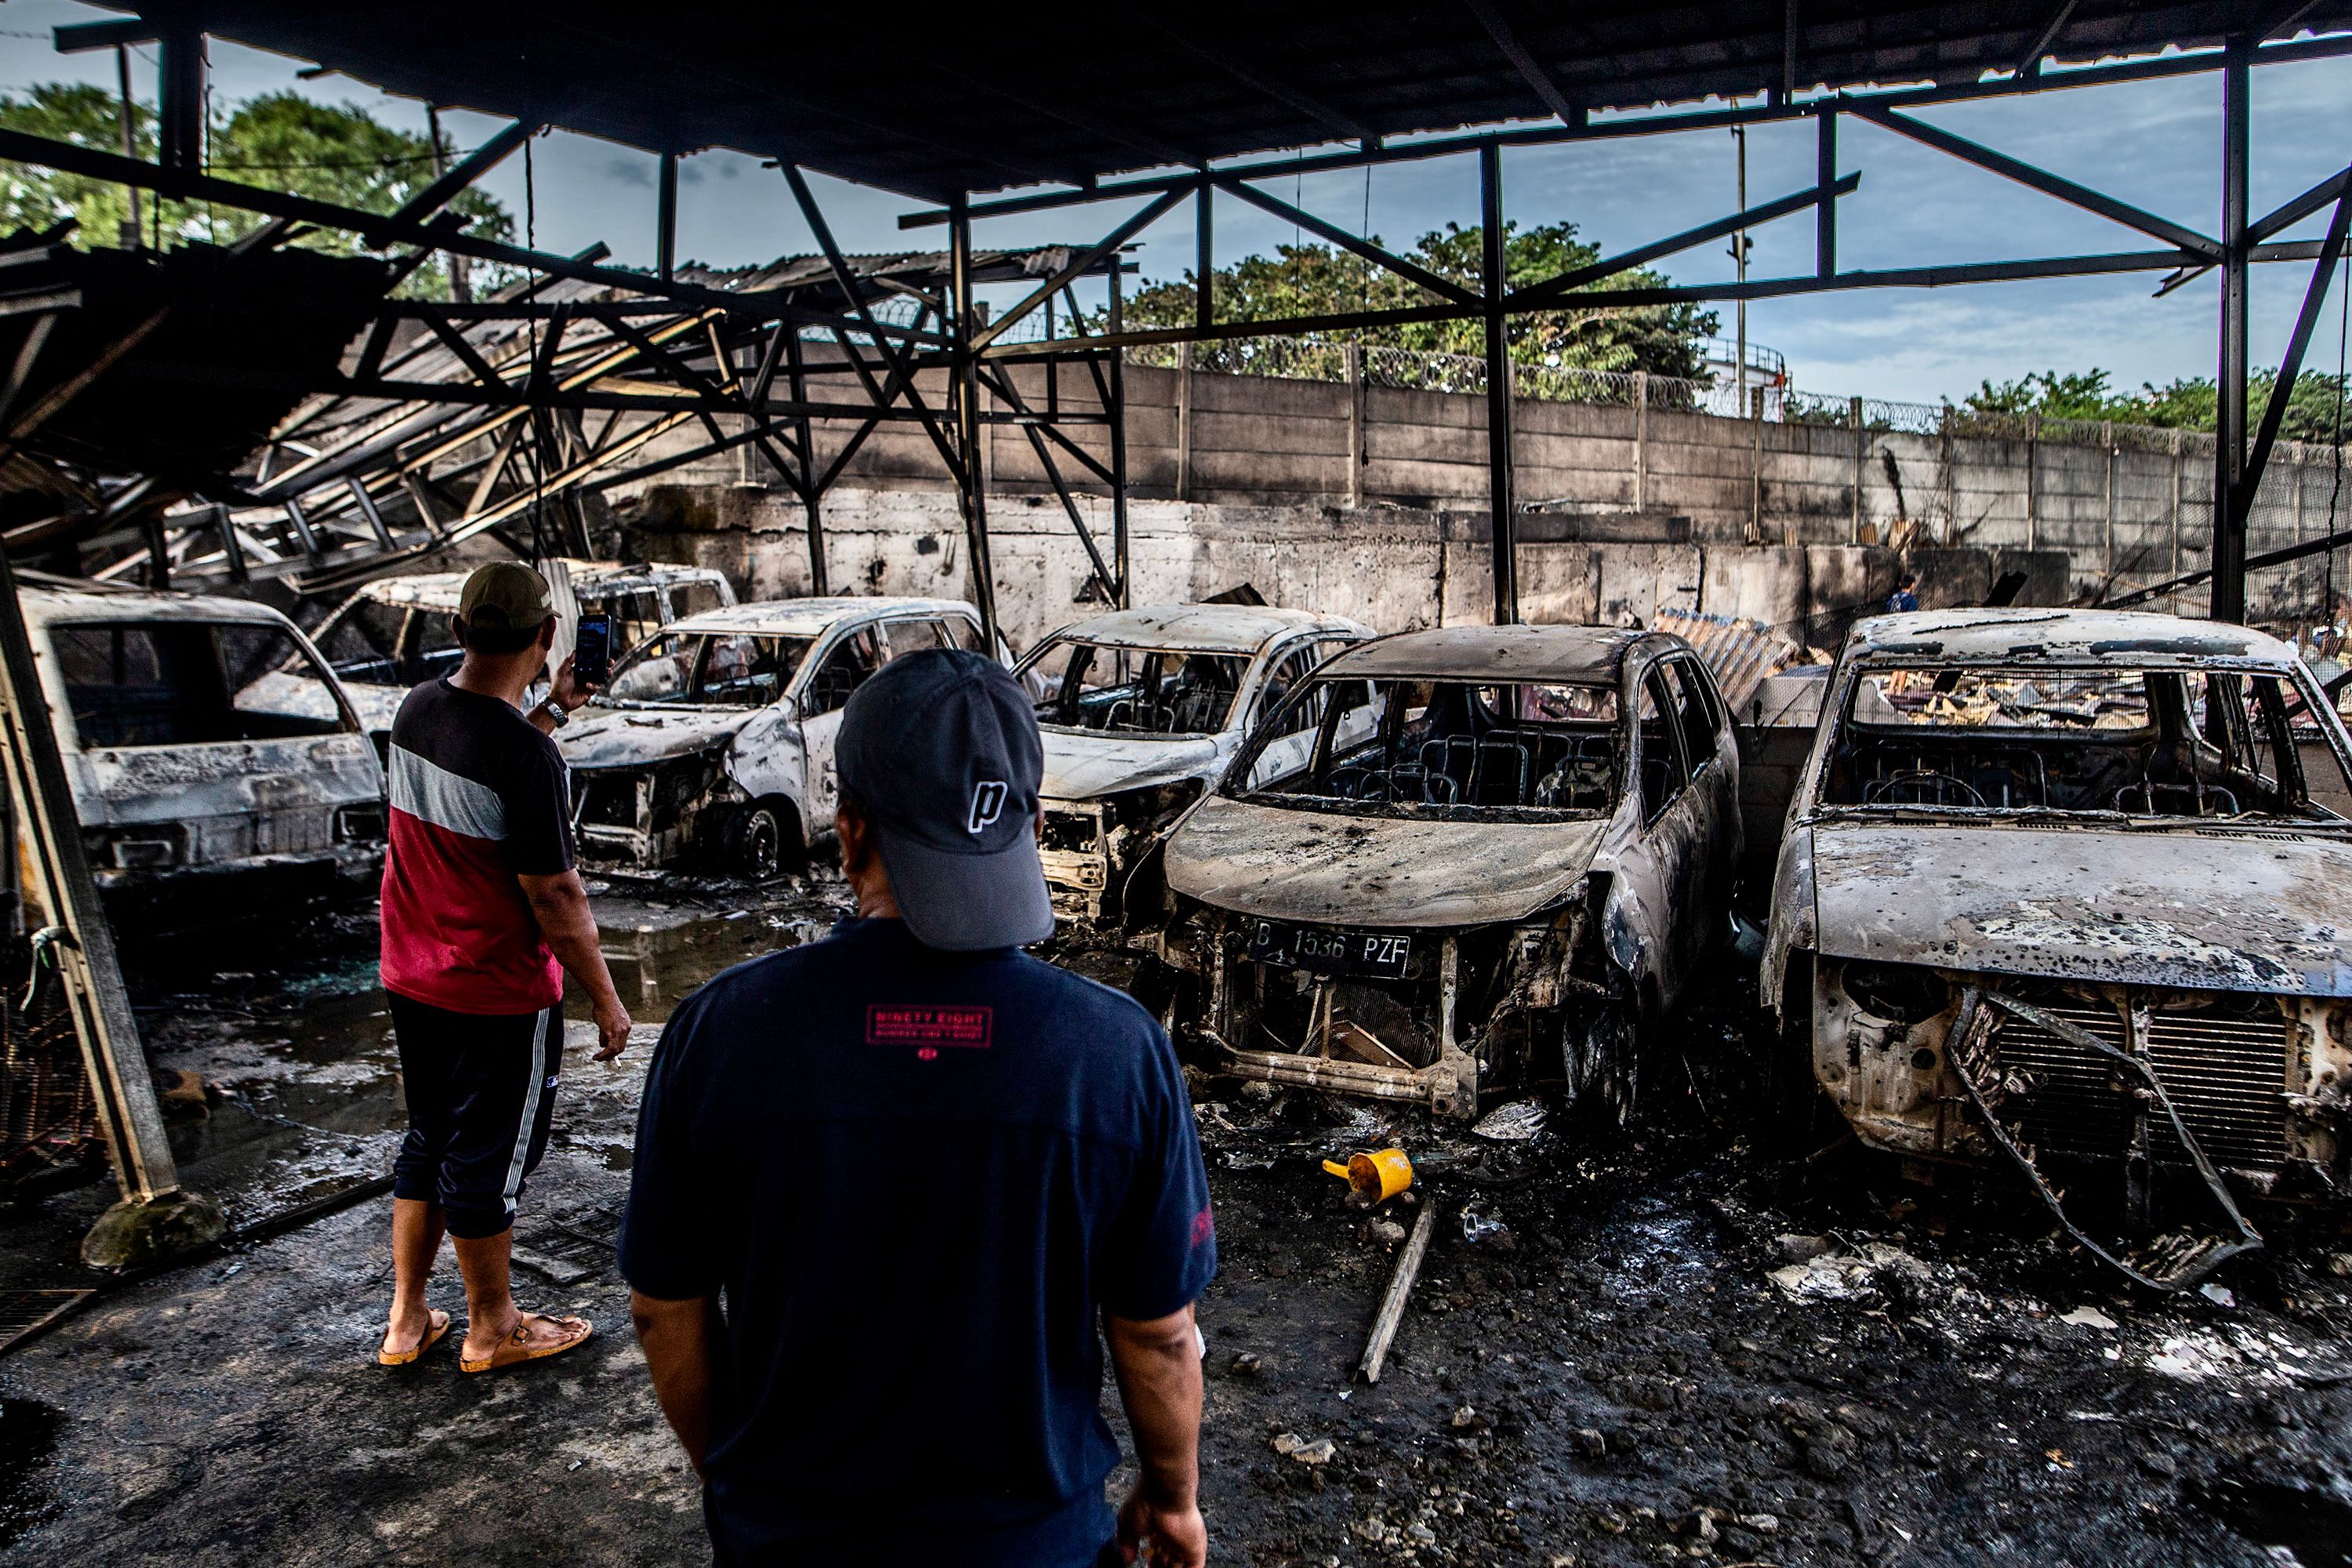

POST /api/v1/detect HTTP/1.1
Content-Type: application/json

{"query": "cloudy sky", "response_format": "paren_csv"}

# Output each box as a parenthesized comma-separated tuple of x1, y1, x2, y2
(4, 0, 2350, 406)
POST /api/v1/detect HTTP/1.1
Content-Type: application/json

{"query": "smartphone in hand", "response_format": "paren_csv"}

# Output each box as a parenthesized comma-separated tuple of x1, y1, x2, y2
(573, 612, 613, 688)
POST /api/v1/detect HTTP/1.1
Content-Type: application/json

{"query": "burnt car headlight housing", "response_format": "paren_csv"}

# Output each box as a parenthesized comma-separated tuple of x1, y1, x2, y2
(1838, 961, 1951, 1025)
(334, 803, 386, 844)
(85, 825, 187, 870)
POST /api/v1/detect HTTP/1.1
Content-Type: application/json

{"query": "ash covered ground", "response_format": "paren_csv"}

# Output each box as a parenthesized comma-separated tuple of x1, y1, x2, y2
(1, 880, 2350, 1566)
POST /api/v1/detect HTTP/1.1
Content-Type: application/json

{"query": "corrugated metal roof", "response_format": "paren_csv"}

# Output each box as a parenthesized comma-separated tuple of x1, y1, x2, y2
(97, 3, 2352, 202)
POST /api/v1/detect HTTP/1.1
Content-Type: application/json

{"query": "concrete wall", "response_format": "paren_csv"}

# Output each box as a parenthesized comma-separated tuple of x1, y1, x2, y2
(625, 483, 2070, 662)
(630, 358, 2346, 626)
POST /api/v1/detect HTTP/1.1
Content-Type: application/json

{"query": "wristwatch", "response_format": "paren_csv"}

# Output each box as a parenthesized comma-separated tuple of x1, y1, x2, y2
(540, 699, 571, 728)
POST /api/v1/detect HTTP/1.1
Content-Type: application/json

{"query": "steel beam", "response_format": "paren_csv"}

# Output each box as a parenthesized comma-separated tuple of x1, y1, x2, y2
(0, 124, 946, 344)
(1108, 262, 1130, 605)
(1464, 0, 1577, 123)
(1845, 100, 2221, 259)
(1214, 176, 1480, 305)
(950, 201, 999, 652)
(969, 185, 1188, 351)
(385, 119, 535, 236)
(900, 34, 2352, 230)
(156, 10, 201, 176)
(1817, 107, 1838, 278)
(656, 151, 678, 283)
(1509, 172, 1857, 307)
(2230, 183, 2352, 536)
(1481, 143, 1517, 626)
(2213, 38, 2253, 624)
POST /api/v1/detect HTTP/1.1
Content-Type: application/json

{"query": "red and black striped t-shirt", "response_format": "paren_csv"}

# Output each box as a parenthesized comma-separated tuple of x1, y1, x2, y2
(380, 678, 575, 1015)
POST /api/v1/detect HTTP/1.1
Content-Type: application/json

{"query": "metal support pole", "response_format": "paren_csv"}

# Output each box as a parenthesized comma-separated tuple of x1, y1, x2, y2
(1480, 144, 1518, 625)
(1175, 340, 1195, 503)
(2026, 412, 2040, 549)
(1195, 182, 1214, 333)
(156, 10, 201, 176)
(1347, 343, 1367, 509)
(783, 327, 826, 594)
(347, 477, 394, 548)
(1632, 369, 1649, 512)
(1816, 106, 1837, 278)
(655, 151, 678, 284)
(1108, 265, 1131, 605)
(949, 199, 999, 652)
(1850, 394, 1864, 543)
(2213, 37, 2252, 623)
(0, 550, 220, 1265)
(2172, 427, 2185, 609)
(425, 105, 470, 303)
(114, 45, 143, 249)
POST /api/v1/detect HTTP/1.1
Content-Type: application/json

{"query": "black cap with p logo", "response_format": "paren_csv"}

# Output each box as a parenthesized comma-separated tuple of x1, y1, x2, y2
(836, 648, 1054, 951)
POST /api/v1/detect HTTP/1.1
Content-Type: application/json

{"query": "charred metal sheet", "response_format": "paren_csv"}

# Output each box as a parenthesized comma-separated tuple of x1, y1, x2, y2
(1163, 796, 1608, 928)
(1649, 608, 1811, 711)
(1809, 822, 2352, 997)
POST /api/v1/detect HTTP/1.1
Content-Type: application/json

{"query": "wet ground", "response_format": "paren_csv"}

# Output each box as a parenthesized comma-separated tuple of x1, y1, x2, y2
(2, 878, 2350, 1565)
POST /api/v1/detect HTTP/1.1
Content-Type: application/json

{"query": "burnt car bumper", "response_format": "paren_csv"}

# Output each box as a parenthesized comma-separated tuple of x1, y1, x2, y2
(1157, 901, 1619, 1119)
(1040, 782, 1203, 924)
(1807, 956, 2347, 1194)
(572, 753, 737, 871)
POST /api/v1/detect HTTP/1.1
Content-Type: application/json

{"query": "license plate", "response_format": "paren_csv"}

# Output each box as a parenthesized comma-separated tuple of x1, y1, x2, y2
(1247, 920, 1413, 978)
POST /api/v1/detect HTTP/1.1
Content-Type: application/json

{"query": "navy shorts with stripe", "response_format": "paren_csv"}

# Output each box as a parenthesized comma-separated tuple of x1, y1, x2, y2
(390, 994, 564, 1240)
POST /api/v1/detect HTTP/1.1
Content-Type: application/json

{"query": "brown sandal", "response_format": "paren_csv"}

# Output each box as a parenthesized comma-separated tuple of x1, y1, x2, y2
(459, 1312, 593, 1374)
(378, 1308, 452, 1367)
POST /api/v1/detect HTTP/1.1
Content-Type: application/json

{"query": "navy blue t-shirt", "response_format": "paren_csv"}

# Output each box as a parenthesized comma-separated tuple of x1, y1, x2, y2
(619, 917, 1217, 1566)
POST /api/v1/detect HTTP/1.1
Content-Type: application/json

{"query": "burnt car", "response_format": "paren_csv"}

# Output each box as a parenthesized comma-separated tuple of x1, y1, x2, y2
(557, 597, 986, 878)
(19, 586, 386, 911)
(1018, 604, 1371, 923)
(289, 559, 737, 751)
(1761, 608, 2352, 1284)
(1155, 625, 1741, 1117)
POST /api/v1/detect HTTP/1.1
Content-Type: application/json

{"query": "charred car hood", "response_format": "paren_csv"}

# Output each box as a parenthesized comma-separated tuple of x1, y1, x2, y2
(1164, 795, 1606, 928)
(561, 707, 747, 768)
(1811, 821, 2352, 996)
(1040, 729, 1224, 801)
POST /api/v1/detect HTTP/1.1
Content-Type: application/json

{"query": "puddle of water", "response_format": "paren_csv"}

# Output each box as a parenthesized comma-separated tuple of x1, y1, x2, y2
(593, 884, 850, 1018)
(0, 1399, 60, 1551)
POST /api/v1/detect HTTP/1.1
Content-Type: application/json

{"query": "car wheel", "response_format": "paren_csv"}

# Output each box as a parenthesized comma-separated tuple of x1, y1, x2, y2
(726, 804, 785, 881)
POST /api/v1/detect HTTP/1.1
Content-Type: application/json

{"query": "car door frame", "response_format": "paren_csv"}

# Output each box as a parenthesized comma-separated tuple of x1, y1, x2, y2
(1606, 651, 1707, 1018)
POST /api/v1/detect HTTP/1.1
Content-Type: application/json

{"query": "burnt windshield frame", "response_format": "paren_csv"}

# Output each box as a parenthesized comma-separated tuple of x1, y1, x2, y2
(1227, 670, 1626, 822)
(1022, 637, 1249, 737)
(1813, 657, 2351, 823)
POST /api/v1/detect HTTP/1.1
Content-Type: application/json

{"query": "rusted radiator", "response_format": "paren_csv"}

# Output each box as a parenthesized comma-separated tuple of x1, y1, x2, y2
(1993, 994, 2289, 1171)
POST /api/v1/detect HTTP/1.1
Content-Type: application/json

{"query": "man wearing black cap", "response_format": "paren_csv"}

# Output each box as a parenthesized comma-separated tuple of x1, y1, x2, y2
(378, 561, 633, 1374)
(622, 648, 1215, 1567)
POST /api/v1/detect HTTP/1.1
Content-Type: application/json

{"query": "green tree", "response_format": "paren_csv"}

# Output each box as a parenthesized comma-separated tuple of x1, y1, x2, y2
(0, 83, 514, 299)
(1111, 219, 1719, 379)
(1963, 365, 2350, 443)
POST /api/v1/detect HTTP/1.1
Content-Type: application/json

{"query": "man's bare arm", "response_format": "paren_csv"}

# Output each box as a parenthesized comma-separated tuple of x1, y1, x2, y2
(1105, 1305, 1206, 1567)
(631, 1290, 721, 1472)
(518, 869, 632, 1059)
